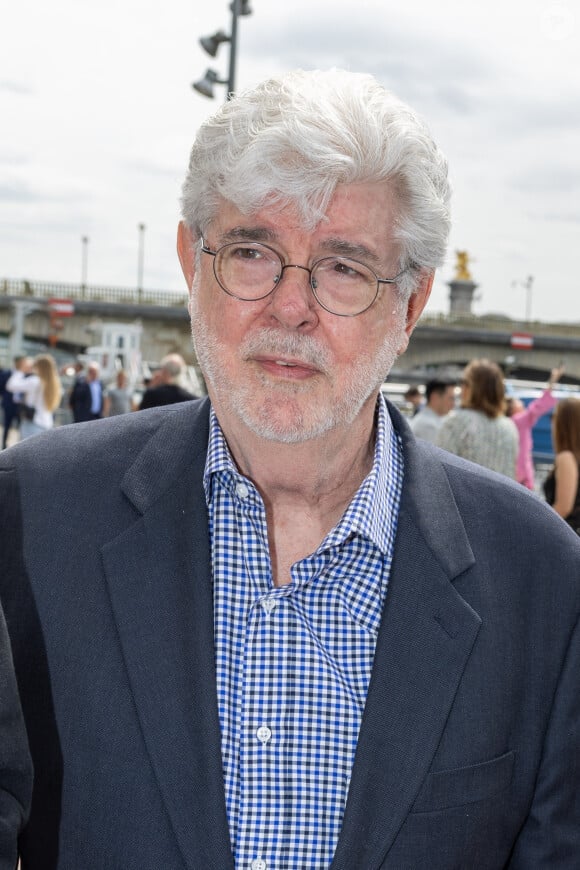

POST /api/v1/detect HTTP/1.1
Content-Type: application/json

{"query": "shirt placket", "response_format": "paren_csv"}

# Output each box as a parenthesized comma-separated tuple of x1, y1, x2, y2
(233, 478, 287, 869)
(236, 549, 356, 870)
(208, 398, 401, 869)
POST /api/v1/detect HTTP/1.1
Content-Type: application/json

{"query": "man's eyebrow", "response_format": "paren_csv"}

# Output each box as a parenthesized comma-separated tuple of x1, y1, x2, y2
(318, 237, 383, 267)
(218, 226, 277, 245)
(216, 228, 385, 268)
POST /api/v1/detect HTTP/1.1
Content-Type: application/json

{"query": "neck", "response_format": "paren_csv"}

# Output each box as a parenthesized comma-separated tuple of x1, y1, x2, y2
(224, 400, 375, 495)
(216, 401, 378, 585)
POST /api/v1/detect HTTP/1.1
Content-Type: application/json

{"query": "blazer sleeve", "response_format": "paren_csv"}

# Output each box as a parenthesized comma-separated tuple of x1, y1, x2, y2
(508, 610, 580, 866)
(0, 600, 33, 870)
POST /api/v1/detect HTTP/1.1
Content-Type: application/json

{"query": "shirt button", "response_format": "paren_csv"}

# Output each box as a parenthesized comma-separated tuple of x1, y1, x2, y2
(261, 599, 277, 614)
(236, 481, 250, 499)
(251, 859, 267, 870)
(256, 725, 272, 745)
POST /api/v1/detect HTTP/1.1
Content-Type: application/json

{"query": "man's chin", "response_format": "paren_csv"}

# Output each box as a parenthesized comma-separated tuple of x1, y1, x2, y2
(230, 395, 336, 444)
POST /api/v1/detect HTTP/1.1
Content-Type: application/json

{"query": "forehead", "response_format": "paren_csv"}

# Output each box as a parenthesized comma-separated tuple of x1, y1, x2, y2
(209, 181, 401, 259)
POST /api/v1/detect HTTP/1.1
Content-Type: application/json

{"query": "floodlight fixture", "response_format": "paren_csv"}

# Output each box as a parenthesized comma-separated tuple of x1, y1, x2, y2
(192, 68, 227, 99)
(200, 29, 230, 58)
(231, 0, 253, 14)
(193, 0, 253, 101)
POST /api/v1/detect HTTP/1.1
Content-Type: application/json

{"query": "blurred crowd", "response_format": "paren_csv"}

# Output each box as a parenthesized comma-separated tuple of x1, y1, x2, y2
(1, 352, 579, 535)
(0, 351, 198, 444)
(404, 360, 579, 534)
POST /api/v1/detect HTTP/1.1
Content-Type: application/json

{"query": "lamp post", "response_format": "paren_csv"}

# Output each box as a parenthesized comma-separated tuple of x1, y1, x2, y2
(137, 223, 146, 301)
(81, 235, 89, 297)
(512, 275, 534, 323)
(523, 275, 533, 323)
(192, 0, 253, 101)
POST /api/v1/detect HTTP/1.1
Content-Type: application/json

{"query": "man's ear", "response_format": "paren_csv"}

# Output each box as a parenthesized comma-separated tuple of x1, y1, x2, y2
(396, 270, 434, 356)
(177, 221, 197, 290)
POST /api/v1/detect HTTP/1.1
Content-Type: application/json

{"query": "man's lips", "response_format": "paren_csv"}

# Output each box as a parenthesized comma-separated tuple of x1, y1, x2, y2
(253, 355, 320, 378)
(240, 328, 331, 377)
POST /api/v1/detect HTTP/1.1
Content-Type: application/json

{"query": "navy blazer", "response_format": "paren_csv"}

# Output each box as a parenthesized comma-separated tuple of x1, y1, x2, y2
(1, 398, 579, 869)
(68, 377, 103, 422)
(0, 599, 32, 870)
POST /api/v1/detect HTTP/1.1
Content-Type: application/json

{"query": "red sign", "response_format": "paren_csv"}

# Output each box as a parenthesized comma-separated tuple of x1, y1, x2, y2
(48, 298, 75, 317)
(510, 332, 533, 350)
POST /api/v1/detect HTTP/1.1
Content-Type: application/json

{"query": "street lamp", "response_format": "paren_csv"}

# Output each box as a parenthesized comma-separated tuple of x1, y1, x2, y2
(523, 275, 534, 323)
(81, 235, 89, 296)
(192, 0, 253, 100)
(512, 275, 534, 323)
(137, 223, 146, 299)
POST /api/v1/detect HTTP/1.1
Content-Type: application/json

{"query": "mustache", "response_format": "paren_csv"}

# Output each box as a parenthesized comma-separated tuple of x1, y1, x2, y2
(240, 329, 331, 371)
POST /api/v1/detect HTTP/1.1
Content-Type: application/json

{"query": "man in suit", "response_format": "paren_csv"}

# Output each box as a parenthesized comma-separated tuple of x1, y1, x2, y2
(138, 353, 196, 409)
(0, 356, 30, 448)
(1, 68, 579, 869)
(68, 361, 103, 422)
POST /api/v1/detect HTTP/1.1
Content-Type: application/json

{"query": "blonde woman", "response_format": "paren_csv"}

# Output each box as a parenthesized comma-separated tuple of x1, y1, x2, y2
(6, 354, 63, 440)
(543, 397, 580, 534)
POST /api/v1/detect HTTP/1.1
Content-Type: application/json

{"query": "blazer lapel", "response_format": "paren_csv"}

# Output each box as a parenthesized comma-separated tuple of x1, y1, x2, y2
(331, 408, 482, 869)
(101, 401, 234, 870)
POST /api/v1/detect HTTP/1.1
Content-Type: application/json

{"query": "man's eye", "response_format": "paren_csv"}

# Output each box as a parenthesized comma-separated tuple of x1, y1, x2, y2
(334, 262, 355, 275)
(332, 260, 364, 279)
(233, 246, 262, 260)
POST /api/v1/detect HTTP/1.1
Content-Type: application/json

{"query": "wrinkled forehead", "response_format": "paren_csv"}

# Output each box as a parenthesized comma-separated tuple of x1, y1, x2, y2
(209, 182, 400, 245)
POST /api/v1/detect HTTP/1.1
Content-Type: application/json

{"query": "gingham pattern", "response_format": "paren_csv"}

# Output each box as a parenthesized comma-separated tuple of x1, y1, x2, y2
(205, 396, 403, 869)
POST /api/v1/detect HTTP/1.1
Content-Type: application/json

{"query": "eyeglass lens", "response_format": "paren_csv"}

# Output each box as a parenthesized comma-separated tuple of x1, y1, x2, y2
(214, 242, 379, 316)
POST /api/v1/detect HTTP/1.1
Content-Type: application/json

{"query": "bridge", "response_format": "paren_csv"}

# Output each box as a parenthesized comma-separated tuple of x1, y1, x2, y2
(2, 277, 580, 384)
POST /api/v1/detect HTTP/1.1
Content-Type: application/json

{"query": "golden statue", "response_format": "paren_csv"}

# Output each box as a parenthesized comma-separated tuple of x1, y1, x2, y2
(454, 250, 472, 281)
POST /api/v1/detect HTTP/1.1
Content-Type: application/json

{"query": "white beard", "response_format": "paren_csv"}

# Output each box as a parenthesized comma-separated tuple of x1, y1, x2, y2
(190, 291, 406, 444)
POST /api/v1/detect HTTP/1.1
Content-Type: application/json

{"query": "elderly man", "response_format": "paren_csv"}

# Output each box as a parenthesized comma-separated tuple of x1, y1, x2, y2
(138, 353, 196, 409)
(1, 69, 579, 869)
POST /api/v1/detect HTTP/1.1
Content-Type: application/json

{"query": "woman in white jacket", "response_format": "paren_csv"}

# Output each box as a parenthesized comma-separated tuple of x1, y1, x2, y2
(6, 354, 63, 441)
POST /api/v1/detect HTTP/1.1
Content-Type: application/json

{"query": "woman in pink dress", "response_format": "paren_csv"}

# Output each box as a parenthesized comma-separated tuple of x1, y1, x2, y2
(505, 365, 564, 489)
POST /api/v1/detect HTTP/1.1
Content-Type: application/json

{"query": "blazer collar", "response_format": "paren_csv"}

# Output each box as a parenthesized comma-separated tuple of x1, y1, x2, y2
(102, 399, 235, 870)
(119, 398, 211, 515)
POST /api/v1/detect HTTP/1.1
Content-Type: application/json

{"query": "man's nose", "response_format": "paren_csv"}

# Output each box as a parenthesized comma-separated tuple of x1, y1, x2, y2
(267, 264, 319, 329)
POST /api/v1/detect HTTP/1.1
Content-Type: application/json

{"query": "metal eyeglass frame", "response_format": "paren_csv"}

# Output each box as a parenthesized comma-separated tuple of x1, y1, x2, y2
(201, 239, 407, 317)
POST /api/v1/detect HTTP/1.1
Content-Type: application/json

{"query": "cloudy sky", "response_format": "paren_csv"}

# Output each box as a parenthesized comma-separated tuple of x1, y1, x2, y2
(1, 0, 578, 323)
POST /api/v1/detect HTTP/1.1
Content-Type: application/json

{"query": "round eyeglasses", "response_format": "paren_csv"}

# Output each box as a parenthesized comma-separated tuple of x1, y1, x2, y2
(201, 239, 406, 317)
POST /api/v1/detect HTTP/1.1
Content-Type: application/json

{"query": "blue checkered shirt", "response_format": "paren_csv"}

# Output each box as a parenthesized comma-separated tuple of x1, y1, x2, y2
(204, 396, 404, 869)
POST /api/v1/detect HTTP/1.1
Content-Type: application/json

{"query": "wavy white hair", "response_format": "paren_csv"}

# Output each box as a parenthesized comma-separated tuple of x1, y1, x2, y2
(181, 68, 451, 298)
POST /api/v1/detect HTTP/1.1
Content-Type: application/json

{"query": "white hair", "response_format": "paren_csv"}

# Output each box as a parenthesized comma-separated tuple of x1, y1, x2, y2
(181, 68, 451, 298)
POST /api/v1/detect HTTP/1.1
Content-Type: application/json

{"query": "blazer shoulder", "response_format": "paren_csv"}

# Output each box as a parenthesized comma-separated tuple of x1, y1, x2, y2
(390, 401, 580, 594)
(0, 397, 211, 481)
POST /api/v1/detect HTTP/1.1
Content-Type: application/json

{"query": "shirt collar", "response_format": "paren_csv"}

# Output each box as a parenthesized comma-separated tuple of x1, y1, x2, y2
(320, 395, 399, 555)
(204, 395, 401, 557)
(203, 409, 239, 503)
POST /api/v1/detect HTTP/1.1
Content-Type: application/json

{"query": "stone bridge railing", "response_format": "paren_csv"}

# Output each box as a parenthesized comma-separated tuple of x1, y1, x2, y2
(1, 278, 186, 308)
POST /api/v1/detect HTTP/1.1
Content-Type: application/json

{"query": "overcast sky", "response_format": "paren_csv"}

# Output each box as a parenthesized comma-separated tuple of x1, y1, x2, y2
(1, 0, 578, 323)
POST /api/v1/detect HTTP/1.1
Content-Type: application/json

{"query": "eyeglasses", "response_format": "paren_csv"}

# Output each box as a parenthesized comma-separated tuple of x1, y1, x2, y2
(201, 239, 406, 317)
